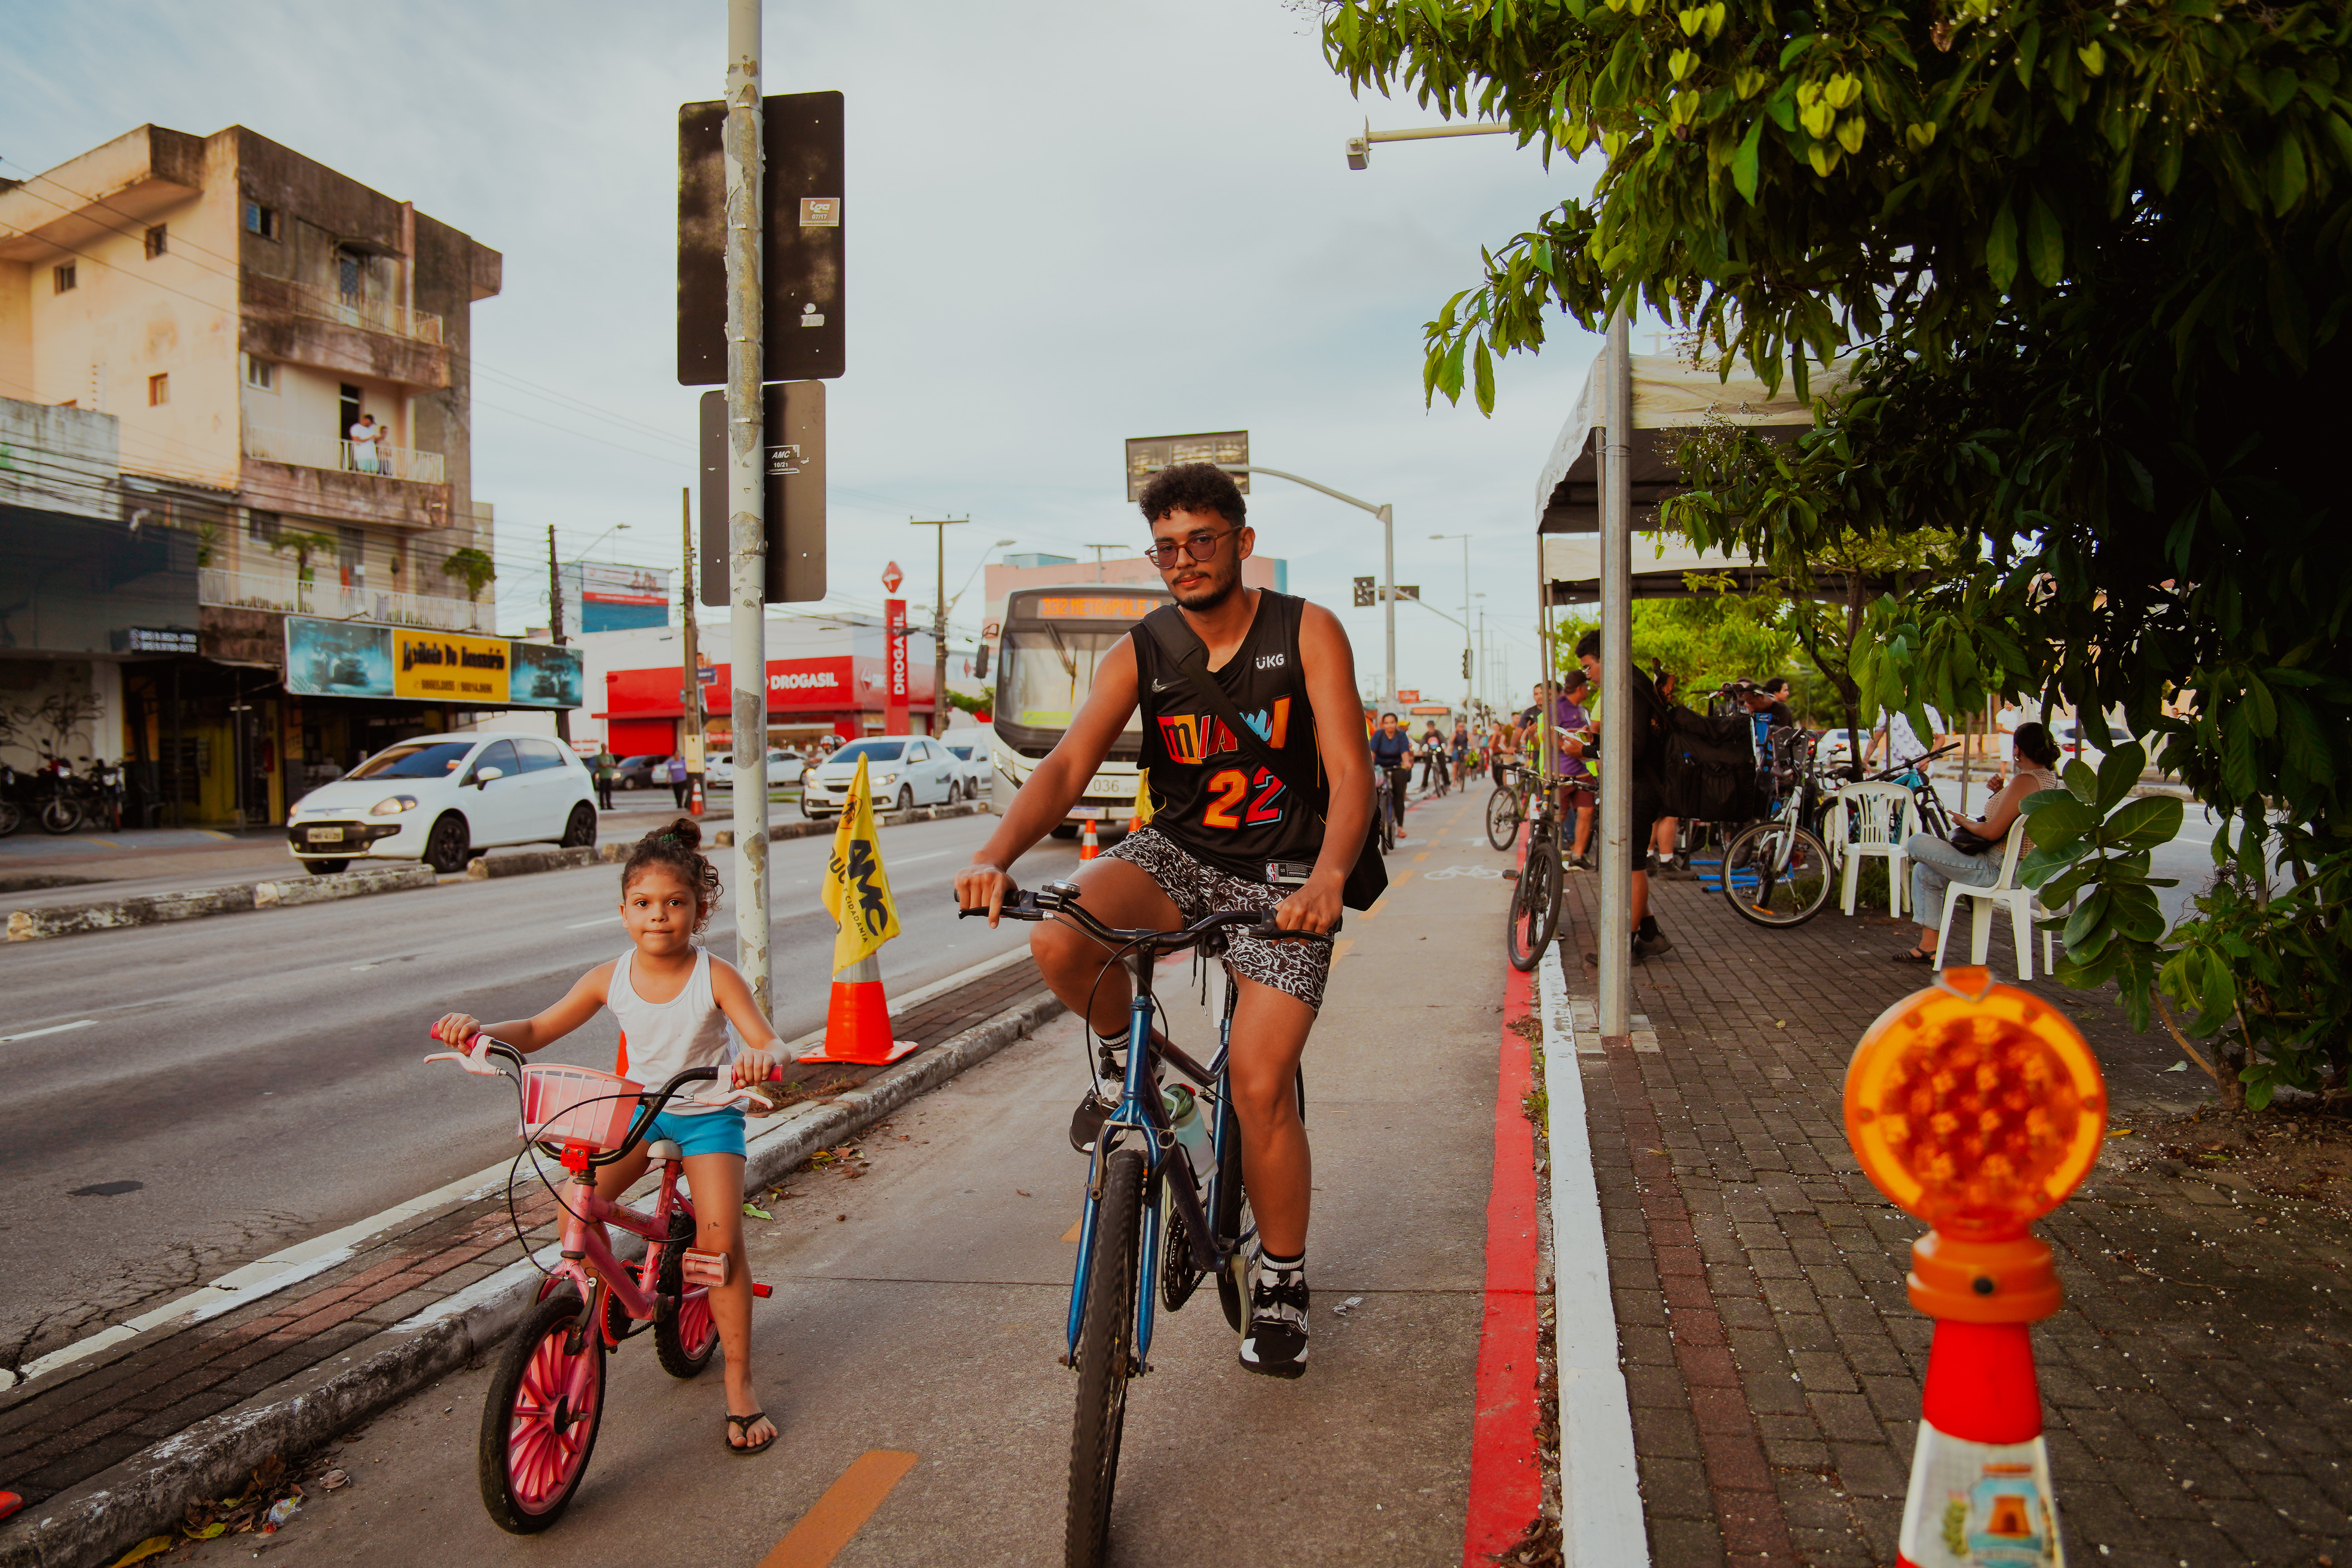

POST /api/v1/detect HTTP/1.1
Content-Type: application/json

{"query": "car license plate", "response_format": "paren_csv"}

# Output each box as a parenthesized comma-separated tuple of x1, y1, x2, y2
(1071, 807, 1103, 820)
(306, 826, 343, 843)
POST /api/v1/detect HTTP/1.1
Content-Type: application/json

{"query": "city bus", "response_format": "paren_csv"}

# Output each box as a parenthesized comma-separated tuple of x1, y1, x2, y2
(990, 583, 1175, 836)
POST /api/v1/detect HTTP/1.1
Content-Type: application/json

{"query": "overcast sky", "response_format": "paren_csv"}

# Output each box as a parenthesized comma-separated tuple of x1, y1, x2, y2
(5, 0, 1618, 700)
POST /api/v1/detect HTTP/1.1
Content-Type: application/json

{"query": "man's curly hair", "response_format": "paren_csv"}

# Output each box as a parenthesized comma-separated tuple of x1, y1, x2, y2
(1136, 462, 1246, 528)
(620, 816, 724, 933)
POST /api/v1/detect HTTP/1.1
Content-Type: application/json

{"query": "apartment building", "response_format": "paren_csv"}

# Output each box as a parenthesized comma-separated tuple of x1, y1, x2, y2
(0, 123, 553, 826)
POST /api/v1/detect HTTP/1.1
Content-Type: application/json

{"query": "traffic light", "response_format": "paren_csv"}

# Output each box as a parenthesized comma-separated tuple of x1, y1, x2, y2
(971, 641, 991, 681)
(1353, 576, 1375, 608)
(1462, 648, 1472, 679)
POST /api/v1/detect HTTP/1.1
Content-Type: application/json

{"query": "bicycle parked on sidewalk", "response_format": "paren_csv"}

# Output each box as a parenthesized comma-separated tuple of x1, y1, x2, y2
(424, 1036, 780, 1533)
(1504, 765, 1564, 972)
(1486, 762, 1528, 852)
(959, 880, 1331, 1568)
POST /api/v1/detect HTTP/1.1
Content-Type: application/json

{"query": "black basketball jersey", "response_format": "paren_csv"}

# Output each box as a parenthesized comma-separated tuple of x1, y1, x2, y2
(1132, 592, 1325, 882)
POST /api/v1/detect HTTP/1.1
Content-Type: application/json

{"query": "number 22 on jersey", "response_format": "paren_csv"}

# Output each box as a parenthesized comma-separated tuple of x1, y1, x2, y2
(1200, 767, 1286, 831)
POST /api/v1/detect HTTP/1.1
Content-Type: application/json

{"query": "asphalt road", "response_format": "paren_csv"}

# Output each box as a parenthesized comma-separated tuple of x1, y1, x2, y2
(0, 811, 1079, 1371)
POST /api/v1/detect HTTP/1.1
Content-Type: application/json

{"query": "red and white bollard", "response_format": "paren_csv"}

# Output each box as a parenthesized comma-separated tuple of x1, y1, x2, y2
(1844, 966, 2106, 1568)
(1078, 815, 1100, 860)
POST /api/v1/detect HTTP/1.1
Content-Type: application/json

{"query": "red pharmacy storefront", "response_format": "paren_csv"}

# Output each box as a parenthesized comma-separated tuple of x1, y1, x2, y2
(597, 653, 932, 756)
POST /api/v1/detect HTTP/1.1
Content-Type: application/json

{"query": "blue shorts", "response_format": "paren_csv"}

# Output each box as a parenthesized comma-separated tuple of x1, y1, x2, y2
(642, 1106, 748, 1160)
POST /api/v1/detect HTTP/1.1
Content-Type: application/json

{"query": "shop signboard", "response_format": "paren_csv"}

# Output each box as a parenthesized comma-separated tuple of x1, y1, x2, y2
(283, 617, 582, 710)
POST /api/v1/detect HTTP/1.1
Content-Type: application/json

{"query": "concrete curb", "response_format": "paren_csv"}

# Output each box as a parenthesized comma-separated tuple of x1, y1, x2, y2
(253, 865, 439, 907)
(463, 846, 596, 879)
(5, 883, 256, 942)
(710, 798, 991, 849)
(0, 986, 1067, 1568)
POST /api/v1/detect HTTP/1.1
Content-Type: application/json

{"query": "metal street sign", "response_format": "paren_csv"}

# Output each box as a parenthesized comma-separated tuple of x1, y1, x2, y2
(698, 382, 827, 605)
(881, 561, 903, 593)
(677, 91, 845, 385)
(1124, 431, 1250, 503)
(1352, 576, 1376, 608)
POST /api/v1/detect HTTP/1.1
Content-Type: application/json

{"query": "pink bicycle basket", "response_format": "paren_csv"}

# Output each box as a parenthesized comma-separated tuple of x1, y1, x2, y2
(518, 1064, 644, 1151)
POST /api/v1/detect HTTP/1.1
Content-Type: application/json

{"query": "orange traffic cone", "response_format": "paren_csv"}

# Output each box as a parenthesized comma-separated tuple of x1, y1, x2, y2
(687, 773, 706, 817)
(797, 951, 920, 1065)
(1079, 816, 1100, 859)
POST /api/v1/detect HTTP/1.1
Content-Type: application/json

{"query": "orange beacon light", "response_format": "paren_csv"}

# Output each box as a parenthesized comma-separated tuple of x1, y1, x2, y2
(1846, 966, 2105, 1568)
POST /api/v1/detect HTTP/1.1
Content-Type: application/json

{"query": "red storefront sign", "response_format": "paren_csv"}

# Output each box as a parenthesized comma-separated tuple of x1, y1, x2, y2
(603, 657, 859, 718)
(884, 599, 910, 736)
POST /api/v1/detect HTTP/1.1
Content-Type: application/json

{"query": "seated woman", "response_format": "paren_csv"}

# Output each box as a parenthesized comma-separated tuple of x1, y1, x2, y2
(1895, 720, 2065, 963)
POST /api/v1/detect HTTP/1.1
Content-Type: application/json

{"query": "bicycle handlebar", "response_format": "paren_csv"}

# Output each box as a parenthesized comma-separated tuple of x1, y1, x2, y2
(1861, 740, 1962, 782)
(424, 1033, 786, 1158)
(956, 878, 1339, 949)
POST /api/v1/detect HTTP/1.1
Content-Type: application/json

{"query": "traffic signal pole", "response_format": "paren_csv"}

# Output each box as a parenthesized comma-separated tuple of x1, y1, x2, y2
(724, 0, 771, 1011)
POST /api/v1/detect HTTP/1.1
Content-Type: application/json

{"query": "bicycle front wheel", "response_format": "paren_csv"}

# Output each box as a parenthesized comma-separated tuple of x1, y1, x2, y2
(1067, 1148, 1144, 1568)
(1485, 786, 1522, 852)
(479, 1290, 606, 1535)
(1506, 826, 1563, 972)
(1721, 822, 1835, 928)
(653, 1206, 719, 1379)
(38, 797, 81, 834)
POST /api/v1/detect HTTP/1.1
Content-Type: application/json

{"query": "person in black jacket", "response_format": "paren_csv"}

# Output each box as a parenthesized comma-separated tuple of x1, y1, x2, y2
(1565, 629, 1674, 962)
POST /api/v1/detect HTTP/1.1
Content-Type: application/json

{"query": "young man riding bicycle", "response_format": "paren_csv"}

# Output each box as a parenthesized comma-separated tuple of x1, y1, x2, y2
(956, 463, 1374, 1379)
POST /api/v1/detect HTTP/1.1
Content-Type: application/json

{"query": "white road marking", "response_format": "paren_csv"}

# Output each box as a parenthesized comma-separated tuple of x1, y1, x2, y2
(0, 1019, 97, 1045)
(566, 914, 623, 928)
(887, 850, 957, 865)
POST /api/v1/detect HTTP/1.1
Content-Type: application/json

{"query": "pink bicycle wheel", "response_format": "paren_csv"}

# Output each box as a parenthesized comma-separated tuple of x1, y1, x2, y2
(479, 1293, 606, 1533)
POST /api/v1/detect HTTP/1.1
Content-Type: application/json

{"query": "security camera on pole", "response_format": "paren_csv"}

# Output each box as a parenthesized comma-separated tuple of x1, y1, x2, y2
(1845, 964, 2108, 1568)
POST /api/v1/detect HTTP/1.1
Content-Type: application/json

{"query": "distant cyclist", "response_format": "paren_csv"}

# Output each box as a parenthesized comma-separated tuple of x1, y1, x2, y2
(956, 463, 1374, 1380)
(1370, 711, 1413, 837)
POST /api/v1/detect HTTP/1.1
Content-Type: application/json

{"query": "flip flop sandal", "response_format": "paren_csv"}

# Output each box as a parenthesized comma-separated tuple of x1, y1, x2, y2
(726, 1411, 777, 1456)
(1892, 948, 1936, 963)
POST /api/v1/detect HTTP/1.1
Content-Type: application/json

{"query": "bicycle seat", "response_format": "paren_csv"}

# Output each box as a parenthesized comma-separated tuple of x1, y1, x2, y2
(645, 1138, 685, 1162)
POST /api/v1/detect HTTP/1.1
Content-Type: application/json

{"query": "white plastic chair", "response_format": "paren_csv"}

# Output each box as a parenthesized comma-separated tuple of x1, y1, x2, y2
(1826, 782, 1916, 917)
(1933, 825, 2060, 980)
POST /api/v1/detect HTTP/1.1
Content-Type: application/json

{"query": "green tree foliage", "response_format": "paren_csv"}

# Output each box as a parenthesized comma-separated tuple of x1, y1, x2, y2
(441, 547, 497, 604)
(1327, 0, 2352, 1104)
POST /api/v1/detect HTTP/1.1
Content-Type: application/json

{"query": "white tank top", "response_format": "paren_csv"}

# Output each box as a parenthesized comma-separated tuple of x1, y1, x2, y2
(607, 948, 736, 1115)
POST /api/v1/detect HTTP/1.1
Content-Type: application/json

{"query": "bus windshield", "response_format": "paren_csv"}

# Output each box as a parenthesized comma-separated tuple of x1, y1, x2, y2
(996, 626, 1144, 760)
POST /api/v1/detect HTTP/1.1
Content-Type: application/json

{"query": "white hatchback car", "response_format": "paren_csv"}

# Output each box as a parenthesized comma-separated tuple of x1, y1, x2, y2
(800, 736, 964, 819)
(941, 739, 991, 800)
(285, 731, 599, 875)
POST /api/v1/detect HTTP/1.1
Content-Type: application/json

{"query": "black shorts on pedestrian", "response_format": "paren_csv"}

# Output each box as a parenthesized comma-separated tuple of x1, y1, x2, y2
(1100, 827, 1329, 1011)
(1630, 784, 1663, 863)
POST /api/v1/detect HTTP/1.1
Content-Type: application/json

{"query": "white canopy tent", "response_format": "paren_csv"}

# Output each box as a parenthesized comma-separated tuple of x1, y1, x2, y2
(1529, 339, 1848, 1039)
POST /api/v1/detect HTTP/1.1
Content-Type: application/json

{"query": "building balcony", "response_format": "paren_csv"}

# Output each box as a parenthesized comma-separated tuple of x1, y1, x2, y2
(241, 427, 446, 485)
(198, 568, 491, 632)
(239, 275, 451, 389)
(287, 280, 443, 345)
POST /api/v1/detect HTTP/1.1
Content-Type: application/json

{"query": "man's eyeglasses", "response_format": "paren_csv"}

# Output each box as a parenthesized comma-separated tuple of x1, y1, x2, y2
(1141, 526, 1239, 569)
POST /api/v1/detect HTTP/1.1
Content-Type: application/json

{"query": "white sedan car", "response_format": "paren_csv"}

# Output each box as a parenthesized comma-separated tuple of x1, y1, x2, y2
(941, 740, 990, 801)
(800, 736, 964, 818)
(285, 731, 598, 875)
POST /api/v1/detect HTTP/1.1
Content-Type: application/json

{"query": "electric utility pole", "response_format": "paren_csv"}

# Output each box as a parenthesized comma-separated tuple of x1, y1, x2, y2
(911, 517, 968, 734)
(723, 0, 770, 1009)
(680, 486, 702, 776)
(1082, 543, 1122, 581)
(547, 525, 569, 745)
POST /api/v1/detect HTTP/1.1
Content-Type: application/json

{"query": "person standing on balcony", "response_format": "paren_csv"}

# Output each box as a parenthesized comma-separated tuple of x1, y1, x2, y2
(348, 412, 381, 474)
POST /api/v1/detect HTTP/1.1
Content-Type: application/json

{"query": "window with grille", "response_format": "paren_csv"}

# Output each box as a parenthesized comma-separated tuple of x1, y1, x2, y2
(148, 373, 170, 406)
(243, 201, 278, 239)
(243, 356, 277, 391)
(145, 225, 168, 259)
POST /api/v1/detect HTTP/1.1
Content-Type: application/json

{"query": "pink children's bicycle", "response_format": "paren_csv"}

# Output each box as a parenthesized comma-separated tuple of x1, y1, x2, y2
(426, 1035, 779, 1533)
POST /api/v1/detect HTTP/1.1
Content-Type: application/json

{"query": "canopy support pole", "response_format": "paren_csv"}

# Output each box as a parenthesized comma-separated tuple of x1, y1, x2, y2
(1598, 304, 1634, 1040)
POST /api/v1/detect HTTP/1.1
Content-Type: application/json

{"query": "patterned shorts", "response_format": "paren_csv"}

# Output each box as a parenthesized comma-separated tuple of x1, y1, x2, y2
(1099, 828, 1330, 1012)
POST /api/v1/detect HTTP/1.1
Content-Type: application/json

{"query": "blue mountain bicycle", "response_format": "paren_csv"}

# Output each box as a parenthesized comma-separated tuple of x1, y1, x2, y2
(961, 880, 1333, 1568)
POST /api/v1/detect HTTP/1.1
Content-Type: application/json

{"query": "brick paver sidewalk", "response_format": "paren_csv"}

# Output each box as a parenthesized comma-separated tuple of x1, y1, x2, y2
(1557, 871, 2351, 1568)
(0, 958, 1051, 1512)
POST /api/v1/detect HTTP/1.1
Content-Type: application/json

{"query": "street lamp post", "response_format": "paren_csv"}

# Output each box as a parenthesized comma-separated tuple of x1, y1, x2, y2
(1211, 464, 1396, 708)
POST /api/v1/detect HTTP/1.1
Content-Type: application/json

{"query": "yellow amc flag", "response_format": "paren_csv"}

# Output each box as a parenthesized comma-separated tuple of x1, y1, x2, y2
(820, 754, 901, 973)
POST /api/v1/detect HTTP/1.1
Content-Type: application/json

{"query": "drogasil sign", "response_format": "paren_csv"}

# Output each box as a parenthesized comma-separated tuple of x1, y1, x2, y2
(770, 669, 840, 691)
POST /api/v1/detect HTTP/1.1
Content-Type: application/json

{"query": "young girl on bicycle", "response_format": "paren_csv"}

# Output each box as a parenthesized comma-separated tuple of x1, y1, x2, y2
(430, 817, 785, 1456)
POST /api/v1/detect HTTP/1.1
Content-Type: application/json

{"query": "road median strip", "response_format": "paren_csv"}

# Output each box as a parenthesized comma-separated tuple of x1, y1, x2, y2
(0, 948, 1062, 1568)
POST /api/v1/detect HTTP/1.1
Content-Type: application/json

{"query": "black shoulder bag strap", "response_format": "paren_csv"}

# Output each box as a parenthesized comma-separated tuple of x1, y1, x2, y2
(1137, 605, 1386, 911)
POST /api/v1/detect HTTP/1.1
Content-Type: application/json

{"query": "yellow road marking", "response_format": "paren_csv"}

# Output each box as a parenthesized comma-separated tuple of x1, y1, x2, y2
(1331, 937, 1356, 966)
(1389, 869, 1414, 888)
(758, 1450, 920, 1568)
(1061, 1219, 1082, 1242)
(1361, 897, 1388, 920)
(1412, 851, 1429, 863)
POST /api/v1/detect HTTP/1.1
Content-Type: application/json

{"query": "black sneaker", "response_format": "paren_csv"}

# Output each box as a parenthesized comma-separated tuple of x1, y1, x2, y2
(1239, 1257, 1310, 1379)
(1633, 926, 1675, 960)
(1068, 1089, 1114, 1154)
